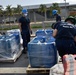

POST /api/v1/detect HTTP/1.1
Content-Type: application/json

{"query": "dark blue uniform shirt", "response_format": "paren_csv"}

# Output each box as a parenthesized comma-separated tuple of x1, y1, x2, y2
(53, 21, 61, 29)
(55, 22, 76, 40)
(56, 14, 61, 22)
(19, 16, 30, 31)
(52, 14, 61, 29)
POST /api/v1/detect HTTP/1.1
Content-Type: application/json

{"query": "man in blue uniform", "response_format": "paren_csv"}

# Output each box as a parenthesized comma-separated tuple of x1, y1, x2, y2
(52, 9, 61, 22)
(52, 10, 61, 29)
(53, 16, 76, 58)
(19, 9, 31, 53)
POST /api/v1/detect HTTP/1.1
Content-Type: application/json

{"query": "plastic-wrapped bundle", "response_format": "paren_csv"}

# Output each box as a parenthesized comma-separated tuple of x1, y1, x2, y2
(46, 36, 55, 43)
(7, 29, 22, 44)
(12, 33, 20, 46)
(3, 34, 18, 56)
(31, 36, 45, 43)
(0, 35, 6, 53)
(35, 29, 46, 36)
(35, 29, 53, 37)
(7, 29, 20, 36)
(7, 30, 21, 51)
(0, 34, 20, 58)
(45, 29, 53, 36)
(28, 36, 57, 68)
(45, 29, 54, 42)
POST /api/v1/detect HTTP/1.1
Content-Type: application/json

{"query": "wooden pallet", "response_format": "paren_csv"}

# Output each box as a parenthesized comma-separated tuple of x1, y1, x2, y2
(26, 65, 50, 74)
(0, 67, 26, 74)
(0, 48, 22, 62)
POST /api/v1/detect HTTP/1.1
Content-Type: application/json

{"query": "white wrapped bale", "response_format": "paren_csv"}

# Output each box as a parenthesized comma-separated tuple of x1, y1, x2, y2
(50, 64, 64, 75)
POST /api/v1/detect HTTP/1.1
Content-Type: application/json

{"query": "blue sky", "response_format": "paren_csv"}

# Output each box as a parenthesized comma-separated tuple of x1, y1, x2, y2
(0, 0, 75, 8)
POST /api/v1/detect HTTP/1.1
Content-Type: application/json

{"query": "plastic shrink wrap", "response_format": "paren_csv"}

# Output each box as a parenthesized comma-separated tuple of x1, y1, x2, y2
(35, 29, 53, 37)
(7, 29, 22, 44)
(28, 36, 57, 68)
(0, 30, 20, 58)
(35, 29, 46, 36)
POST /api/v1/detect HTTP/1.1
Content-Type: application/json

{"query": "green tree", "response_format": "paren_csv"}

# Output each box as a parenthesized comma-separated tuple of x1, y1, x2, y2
(39, 4, 47, 21)
(0, 5, 6, 24)
(11, 7, 17, 23)
(16, 5, 22, 14)
(0, 5, 3, 15)
(0, 5, 4, 31)
(6, 5, 13, 29)
(16, 5, 22, 22)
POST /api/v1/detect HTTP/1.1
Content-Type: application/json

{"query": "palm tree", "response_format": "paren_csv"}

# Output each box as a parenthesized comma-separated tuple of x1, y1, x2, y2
(6, 5, 13, 29)
(16, 5, 22, 22)
(2, 10, 7, 24)
(0, 5, 4, 32)
(0, 5, 4, 22)
(39, 4, 47, 21)
(0, 5, 7, 24)
(49, 3, 61, 16)
(0, 5, 3, 15)
(11, 7, 17, 23)
(16, 5, 22, 14)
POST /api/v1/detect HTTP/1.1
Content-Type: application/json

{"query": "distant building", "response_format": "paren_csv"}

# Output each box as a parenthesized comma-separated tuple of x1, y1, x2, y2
(0, 3, 76, 23)
(22, 3, 70, 22)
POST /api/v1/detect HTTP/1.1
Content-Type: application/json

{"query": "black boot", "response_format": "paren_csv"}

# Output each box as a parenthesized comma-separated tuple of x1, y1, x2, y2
(22, 47, 27, 54)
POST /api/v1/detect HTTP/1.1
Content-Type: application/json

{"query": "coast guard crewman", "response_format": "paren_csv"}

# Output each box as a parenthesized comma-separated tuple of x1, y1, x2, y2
(53, 16, 76, 58)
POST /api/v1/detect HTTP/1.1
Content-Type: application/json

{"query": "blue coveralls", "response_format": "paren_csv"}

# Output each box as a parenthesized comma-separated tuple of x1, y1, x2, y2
(56, 14, 61, 22)
(52, 14, 61, 29)
(54, 22, 76, 58)
(19, 16, 30, 50)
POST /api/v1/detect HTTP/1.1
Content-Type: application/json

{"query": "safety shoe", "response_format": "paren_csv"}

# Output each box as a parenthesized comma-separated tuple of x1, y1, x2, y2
(22, 50, 27, 54)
